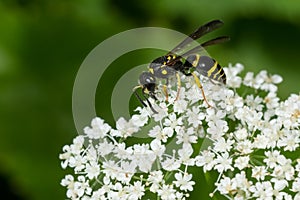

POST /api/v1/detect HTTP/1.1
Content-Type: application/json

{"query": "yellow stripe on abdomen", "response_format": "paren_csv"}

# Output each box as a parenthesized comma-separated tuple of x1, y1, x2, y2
(213, 67, 223, 79)
(207, 61, 218, 78)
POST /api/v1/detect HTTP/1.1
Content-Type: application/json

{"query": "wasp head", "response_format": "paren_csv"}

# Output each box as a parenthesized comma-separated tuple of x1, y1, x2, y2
(139, 72, 157, 96)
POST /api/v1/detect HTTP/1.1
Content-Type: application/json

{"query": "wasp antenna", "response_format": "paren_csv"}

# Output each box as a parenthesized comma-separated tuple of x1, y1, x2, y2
(145, 98, 158, 114)
(151, 93, 158, 101)
(142, 92, 158, 114)
(133, 86, 148, 108)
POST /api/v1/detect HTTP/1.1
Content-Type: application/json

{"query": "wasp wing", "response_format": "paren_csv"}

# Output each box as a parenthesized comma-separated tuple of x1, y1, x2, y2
(167, 20, 224, 55)
(166, 36, 230, 65)
(181, 36, 230, 57)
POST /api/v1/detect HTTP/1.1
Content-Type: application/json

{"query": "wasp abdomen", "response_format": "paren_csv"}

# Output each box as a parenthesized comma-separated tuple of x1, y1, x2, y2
(186, 55, 226, 84)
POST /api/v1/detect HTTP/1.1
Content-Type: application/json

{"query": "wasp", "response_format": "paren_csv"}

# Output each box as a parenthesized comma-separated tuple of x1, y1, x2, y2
(133, 20, 230, 113)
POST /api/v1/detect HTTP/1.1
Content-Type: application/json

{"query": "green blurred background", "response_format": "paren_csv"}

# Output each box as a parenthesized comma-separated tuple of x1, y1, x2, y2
(0, 0, 300, 199)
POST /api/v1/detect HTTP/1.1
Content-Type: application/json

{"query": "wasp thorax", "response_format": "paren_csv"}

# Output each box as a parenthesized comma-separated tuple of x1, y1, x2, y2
(148, 56, 177, 79)
(149, 56, 167, 71)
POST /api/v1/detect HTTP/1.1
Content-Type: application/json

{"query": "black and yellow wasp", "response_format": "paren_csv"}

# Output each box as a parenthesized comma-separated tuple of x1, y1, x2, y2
(133, 20, 229, 113)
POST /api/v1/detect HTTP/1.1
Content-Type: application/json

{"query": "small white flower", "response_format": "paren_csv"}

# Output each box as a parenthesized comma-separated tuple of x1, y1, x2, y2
(186, 106, 205, 128)
(110, 117, 139, 138)
(213, 137, 234, 153)
(264, 92, 279, 109)
(243, 71, 256, 88)
(249, 181, 273, 199)
(277, 129, 300, 151)
(236, 139, 253, 155)
(216, 176, 237, 195)
(97, 139, 115, 157)
(132, 144, 156, 172)
(233, 128, 249, 141)
(90, 188, 106, 199)
(214, 152, 233, 173)
(253, 133, 269, 149)
(234, 155, 250, 170)
(258, 71, 282, 92)
(245, 94, 263, 111)
(73, 176, 92, 198)
(234, 171, 252, 193)
(131, 113, 148, 127)
(157, 184, 177, 200)
(219, 89, 243, 112)
(163, 113, 183, 129)
(271, 157, 295, 181)
(161, 155, 181, 171)
(185, 84, 203, 104)
(147, 170, 164, 192)
(206, 108, 226, 123)
(61, 174, 74, 187)
(207, 119, 228, 139)
(60, 145, 73, 169)
(195, 150, 216, 172)
(252, 166, 268, 181)
(119, 161, 136, 184)
(295, 159, 300, 172)
(84, 117, 111, 139)
(224, 63, 243, 88)
(150, 139, 165, 157)
(173, 99, 188, 114)
(271, 178, 288, 191)
(175, 126, 198, 144)
(102, 160, 119, 180)
(128, 181, 145, 200)
(85, 161, 100, 179)
(153, 102, 169, 121)
(264, 150, 282, 169)
(174, 172, 195, 191)
(61, 175, 78, 199)
(149, 126, 173, 142)
(68, 154, 87, 173)
(292, 177, 300, 192)
(113, 142, 133, 160)
(178, 143, 195, 166)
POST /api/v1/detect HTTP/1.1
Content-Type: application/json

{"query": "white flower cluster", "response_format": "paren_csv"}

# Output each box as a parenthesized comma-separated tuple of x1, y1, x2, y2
(60, 63, 300, 199)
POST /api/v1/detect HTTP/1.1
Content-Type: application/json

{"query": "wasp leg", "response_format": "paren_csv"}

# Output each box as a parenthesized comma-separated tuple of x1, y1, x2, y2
(162, 84, 169, 102)
(191, 72, 212, 108)
(175, 73, 181, 101)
